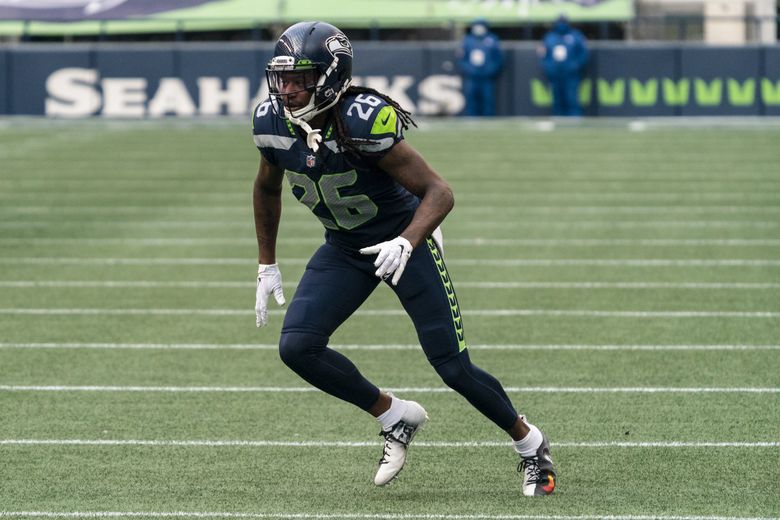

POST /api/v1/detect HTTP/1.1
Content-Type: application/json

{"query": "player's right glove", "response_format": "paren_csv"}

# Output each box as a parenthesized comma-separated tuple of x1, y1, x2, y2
(359, 236, 414, 286)
(255, 263, 285, 327)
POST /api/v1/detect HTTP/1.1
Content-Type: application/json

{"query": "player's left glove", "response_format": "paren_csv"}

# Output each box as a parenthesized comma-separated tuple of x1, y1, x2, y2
(359, 236, 414, 286)
(255, 263, 285, 327)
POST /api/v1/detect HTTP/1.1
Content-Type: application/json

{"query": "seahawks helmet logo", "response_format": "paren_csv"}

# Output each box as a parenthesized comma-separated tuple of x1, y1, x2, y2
(326, 34, 352, 58)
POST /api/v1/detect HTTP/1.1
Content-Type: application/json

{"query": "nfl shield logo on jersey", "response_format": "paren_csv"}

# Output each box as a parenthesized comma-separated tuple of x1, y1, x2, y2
(306, 155, 316, 168)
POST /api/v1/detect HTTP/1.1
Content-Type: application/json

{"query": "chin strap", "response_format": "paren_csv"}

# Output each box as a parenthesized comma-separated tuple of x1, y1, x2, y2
(286, 112, 322, 152)
(282, 70, 352, 153)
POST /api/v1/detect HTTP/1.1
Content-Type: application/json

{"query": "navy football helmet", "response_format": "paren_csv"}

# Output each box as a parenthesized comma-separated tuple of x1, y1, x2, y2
(266, 21, 353, 123)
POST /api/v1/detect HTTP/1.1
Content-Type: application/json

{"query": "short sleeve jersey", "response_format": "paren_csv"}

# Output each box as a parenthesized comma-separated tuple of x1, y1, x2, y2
(252, 93, 420, 252)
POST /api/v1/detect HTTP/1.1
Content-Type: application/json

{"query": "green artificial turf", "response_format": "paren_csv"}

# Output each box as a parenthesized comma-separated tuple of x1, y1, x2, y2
(0, 118, 778, 519)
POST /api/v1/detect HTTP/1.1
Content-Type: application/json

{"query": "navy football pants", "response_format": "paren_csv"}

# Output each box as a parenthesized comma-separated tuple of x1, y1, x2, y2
(551, 74, 582, 116)
(463, 77, 497, 117)
(279, 238, 519, 431)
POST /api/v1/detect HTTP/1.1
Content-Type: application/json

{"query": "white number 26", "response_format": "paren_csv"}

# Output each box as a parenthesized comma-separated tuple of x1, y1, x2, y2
(346, 94, 382, 121)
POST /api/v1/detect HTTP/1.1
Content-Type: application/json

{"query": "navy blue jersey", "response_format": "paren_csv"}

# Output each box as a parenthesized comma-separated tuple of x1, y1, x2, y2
(253, 93, 420, 252)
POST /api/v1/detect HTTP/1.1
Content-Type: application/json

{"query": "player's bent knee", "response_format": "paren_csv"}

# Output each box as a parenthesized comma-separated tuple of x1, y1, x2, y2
(433, 352, 473, 392)
(278, 331, 327, 370)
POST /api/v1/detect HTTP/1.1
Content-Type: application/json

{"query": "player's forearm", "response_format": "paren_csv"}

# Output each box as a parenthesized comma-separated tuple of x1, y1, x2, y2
(400, 181, 454, 249)
(253, 180, 282, 264)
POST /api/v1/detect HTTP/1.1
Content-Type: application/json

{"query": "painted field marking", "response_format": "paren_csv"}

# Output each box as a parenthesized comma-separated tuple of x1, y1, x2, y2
(2, 190, 779, 199)
(1, 386, 777, 394)
(1, 281, 778, 290)
(0, 220, 778, 230)
(1, 343, 777, 352)
(1, 257, 780, 267)
(0, 439, 778, 449)
(0, 512, 778, 520)
(2, 203, 780, 212)
(2, 238, 780, 247)
(1, 308, 778, 318)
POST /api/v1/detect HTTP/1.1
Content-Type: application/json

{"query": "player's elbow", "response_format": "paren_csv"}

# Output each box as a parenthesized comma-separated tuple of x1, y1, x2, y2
(445, 185, 455, 213)
(433, 180, 455, 215)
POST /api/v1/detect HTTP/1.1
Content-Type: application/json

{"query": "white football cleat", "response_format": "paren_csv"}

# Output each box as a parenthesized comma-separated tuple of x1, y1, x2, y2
(518, 432, 557, 496)
(374, 400, 428, 486)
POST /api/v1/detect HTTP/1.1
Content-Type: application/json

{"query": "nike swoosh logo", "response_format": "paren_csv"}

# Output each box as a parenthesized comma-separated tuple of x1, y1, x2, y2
(381, 113, 391, 125)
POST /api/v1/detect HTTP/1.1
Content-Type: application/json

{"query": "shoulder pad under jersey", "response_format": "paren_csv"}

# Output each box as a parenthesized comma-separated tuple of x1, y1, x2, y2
(336, 92, 403, 155)
(252, 98, 298, 153)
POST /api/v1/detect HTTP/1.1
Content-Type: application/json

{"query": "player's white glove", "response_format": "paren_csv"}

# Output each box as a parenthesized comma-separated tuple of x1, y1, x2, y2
(255, 263, 285, 327)
(432, 225, 444, 256)
(359, 236, 414, 286)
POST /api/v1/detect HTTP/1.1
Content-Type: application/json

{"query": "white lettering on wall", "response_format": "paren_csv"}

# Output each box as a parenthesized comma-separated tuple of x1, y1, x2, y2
(45, 68, 101, 117)
(418, 75, 464, 115)
(42, 68, 465, 118)
(198, 77, 249, 116)
(101, 78, 147, 117)
(148, 78, 196, 117)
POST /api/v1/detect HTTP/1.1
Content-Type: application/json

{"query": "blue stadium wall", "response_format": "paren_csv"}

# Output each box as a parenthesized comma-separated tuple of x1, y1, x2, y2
(1, 42, 779, 117)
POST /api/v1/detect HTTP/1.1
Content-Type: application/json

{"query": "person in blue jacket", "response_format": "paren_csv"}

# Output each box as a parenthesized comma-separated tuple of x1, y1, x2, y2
(458, 19, 504, 116)
(539, 15, 589, 116)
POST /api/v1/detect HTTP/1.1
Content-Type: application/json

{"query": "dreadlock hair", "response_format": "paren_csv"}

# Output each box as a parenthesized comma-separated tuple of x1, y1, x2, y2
(331, 85, 416, 161)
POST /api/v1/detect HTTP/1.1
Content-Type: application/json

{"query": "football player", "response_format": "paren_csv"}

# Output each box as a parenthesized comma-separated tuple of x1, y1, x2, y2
(252, 21, 556, 495)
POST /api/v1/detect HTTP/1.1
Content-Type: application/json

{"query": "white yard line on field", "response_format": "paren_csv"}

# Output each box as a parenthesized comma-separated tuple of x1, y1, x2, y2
(0, 220, 778, 229)
(0, 281, 254, 288)
(1, 386, 777, 394)
(455, 282, 780, 289)
(1, 281, 778, 290)
(1, 308, 778, 318)
(0, 512, 778, 520)
(2, 191, 779, 200)
(0, 439, 778, 449)
(1, 257, 780, 267)
(2, 238, 780, 247)
(1, 343, 777, 351)
(3, 203, 780, 213)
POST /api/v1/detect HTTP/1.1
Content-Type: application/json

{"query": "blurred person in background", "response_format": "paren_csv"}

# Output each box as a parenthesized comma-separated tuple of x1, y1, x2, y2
(253, 20, 556, 495)
(538, 14, 589, 116)
(458, 18, 504, 116)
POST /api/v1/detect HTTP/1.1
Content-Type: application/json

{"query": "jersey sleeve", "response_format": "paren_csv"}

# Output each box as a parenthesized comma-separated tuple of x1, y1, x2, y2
(341, 94, 405, 160)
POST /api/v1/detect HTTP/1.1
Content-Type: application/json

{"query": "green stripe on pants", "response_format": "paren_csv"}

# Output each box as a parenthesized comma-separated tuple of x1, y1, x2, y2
(426, 237, 467, 352)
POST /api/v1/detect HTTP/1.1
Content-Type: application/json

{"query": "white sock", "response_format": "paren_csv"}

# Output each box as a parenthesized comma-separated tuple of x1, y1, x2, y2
(376, 396, 408, 432)
(512, 417, 543, 457)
